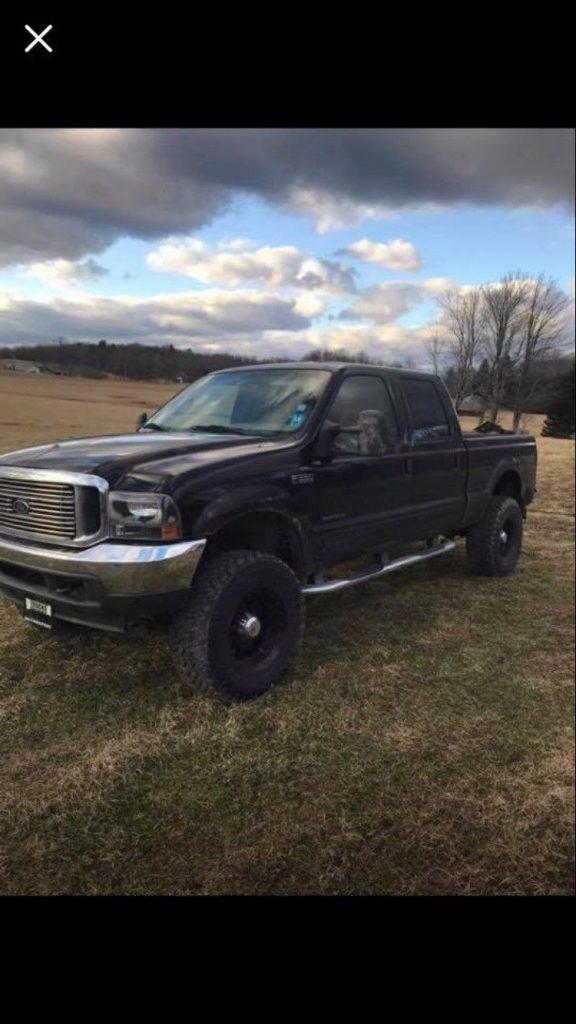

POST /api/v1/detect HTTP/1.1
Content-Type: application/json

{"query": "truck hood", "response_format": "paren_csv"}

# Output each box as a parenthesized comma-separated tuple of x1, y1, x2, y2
(0, 431, 286, 489)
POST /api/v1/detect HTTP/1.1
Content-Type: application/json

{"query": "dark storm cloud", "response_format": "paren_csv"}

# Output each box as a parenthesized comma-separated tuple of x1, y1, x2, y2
(173, 128, 574, 207)
(0, 128, 573, 266)
(0, 129, 227, 266)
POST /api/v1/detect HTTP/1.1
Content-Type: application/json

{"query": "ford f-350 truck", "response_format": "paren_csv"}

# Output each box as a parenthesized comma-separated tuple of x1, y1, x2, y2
(0, 363, 537, 700)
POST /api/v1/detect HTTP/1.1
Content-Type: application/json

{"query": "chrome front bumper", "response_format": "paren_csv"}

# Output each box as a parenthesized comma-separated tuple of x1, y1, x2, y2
(0, 534, 207, 596)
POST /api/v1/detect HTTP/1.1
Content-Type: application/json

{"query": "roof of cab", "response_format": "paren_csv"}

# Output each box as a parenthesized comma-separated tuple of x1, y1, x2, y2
(212, 361, 438, 380)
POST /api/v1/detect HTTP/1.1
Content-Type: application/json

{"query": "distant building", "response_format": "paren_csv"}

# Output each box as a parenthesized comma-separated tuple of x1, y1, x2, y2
(1, 359, 41, 374)
(458, 393, 485, 416)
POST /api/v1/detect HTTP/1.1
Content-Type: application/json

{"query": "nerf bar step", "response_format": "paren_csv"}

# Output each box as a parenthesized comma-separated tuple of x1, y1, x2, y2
(302, 538, 456, 596)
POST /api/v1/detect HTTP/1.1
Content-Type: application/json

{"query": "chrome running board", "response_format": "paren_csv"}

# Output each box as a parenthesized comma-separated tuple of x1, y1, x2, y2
(302, 538, 456, 596)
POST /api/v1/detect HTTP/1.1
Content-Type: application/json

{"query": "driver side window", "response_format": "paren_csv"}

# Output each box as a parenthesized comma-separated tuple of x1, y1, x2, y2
(328, 375, 399, 456)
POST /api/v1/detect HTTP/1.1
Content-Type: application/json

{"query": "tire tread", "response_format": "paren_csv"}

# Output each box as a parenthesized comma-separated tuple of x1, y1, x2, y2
(466, 496, 522, 576)
(170, 549, 304, 700)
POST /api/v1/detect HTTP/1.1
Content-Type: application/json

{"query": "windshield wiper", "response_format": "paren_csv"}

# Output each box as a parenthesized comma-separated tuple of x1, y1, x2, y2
(187, 424, 266, 436)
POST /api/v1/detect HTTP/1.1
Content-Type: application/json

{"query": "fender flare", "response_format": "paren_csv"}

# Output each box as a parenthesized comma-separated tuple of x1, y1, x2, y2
(193, 485, 312, 570)
(485, 456, 524, 501)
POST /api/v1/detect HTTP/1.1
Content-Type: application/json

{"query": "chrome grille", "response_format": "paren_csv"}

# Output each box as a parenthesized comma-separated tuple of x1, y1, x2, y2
(0, 477, 77, 541)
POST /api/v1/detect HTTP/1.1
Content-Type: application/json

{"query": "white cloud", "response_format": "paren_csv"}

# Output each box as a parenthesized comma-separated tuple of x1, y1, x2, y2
(421, 276, 455, 295)
(3, 265, 571, 366)
(18, 257, 107, 287)
(147, 236, 356, 294)
(0, 280, 441, 365)
(338, 277, 453, 326)
(256, 321, 438, 366)
(0, 288, 312, 348)
(287, 187, 395, 234)
(217, 237, 259, 251)
(292, 293, 326, 318)
(342, 282, 425, 323)
(342, 237, 422, 271)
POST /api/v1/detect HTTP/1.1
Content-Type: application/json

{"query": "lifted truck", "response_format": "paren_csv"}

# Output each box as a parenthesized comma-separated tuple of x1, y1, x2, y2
(0, 363, 537, 701)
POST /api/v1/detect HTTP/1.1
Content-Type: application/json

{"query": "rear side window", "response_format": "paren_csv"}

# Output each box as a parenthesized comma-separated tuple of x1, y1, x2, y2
(400, 379, 451, 442)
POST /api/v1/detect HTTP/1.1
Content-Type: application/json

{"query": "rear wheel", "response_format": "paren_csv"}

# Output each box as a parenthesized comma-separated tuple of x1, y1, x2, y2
(466, 496, 523, 576)
(170, 549, 304, 701)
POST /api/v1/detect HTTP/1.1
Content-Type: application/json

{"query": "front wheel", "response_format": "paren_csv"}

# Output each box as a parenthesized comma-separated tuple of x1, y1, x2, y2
(170, 550, 304, 701)
(466, 496, 523, 576)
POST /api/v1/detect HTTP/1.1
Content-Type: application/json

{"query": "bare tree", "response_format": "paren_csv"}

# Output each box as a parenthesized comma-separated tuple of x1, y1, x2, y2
(481, 273, 530, 420)
(511, 275, 571, 431)
(437, 288, 484, 407)
(423, 332, 447, 376)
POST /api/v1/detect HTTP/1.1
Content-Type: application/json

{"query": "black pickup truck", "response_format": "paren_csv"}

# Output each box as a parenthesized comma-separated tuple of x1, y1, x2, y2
(0, 363, 537, 700)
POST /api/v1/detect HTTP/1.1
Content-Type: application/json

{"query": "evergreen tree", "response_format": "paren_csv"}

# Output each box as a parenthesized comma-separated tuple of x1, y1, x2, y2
(442, 365, 459, 398)
(541, 367, 575, 438)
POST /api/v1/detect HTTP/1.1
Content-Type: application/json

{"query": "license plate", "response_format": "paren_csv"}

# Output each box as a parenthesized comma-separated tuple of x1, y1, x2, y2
(24, 597, 53, 629)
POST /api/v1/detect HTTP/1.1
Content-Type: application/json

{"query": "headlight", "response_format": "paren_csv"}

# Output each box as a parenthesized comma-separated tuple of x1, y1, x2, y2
(108, 492, 182, 541)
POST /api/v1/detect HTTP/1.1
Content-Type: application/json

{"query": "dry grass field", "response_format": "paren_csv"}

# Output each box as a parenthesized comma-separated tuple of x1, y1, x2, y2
(0, 370, 574, 895)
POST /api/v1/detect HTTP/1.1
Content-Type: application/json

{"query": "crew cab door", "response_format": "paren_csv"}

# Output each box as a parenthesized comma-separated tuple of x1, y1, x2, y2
(301, 372, 412, 565)
(396, 376, 467, 535)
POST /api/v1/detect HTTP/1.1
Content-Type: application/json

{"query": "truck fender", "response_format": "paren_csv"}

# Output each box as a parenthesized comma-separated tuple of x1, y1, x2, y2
(484, 456, 523, 501)
(191, 485, 312, 568)
(193, 483, 298, 533)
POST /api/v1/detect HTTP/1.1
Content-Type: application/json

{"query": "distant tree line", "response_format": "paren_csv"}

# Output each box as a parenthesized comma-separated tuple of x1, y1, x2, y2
(0, 339, 418, 381)
(301, 347, 415, 368)
(0, 339, 256, 382)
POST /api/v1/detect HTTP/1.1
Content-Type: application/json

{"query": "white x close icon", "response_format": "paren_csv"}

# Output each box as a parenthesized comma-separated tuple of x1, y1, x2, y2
(24, 24, 53, 53)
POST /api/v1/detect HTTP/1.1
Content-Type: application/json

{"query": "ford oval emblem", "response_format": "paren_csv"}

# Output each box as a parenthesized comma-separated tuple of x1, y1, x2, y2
(11, 497, 31, 515)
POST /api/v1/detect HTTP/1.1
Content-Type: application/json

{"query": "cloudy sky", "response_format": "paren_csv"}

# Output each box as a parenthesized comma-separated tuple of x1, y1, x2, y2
(0, 128, 573, 366)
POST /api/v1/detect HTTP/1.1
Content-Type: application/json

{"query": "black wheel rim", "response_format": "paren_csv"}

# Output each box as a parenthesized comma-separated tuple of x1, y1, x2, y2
(499, 515, 518, 557)
(227, 587, 287, 667)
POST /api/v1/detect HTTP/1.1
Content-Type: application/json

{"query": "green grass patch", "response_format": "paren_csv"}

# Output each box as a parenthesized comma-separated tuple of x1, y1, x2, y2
(1, 513, 573, 895)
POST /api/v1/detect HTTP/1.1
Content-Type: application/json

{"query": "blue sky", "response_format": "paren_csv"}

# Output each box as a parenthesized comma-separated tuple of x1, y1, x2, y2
(0, 129, 573, 365)
(4, 200, 572, 299)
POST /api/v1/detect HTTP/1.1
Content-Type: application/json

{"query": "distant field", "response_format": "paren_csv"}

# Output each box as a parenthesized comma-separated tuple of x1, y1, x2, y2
(0, 371, 573, 895)
(0, 370, 180, 454)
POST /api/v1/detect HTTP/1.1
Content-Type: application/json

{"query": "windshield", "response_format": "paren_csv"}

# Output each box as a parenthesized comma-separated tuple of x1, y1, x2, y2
(145, 368, 331, 436)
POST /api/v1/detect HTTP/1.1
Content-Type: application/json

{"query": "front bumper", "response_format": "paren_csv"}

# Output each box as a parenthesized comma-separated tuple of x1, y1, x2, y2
(0, 534, 206, 632)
